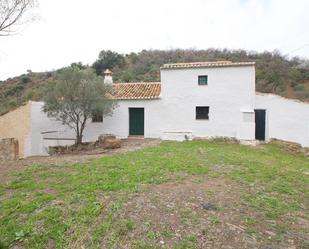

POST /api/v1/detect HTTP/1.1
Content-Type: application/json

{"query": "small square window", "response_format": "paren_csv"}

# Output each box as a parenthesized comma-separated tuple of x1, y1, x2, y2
(198, 75, 208, 85)
(196, 106, 209, 120)
(92, 112, 103, 123)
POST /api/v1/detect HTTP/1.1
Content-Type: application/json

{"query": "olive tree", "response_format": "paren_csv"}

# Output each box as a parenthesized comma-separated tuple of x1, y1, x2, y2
(43, 67, 117, 145)
(0, 0, 36, 36)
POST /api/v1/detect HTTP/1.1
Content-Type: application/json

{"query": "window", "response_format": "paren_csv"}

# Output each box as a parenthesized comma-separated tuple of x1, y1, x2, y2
(198, 75, 208, 85)
(196, 106, 209, 120)
(92, 112, 103, 123)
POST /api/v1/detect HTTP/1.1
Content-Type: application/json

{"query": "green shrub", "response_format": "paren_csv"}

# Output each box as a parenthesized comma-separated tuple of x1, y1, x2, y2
(24, 89, 34, 100)
(8, 99, 17, 107)
(294, 84, 305, 91)
(5, 84, 24, 97)
(20, 75, 31, 84)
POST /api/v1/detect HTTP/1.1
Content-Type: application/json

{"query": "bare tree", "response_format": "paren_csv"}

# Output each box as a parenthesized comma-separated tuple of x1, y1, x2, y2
(0, 0, 36, 36)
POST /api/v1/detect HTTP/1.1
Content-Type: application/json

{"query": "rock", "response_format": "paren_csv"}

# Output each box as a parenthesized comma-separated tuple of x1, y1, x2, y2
(265, 230, 276, 237)
(201, 202, 217, 210)
(98, 134, 116, 145)
(0, 138, 19, 160)
(103, 138, 121, 149)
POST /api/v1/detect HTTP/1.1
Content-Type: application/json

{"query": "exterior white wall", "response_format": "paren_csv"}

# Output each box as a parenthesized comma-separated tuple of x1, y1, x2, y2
(255, 94, 309, 147)
(30, 101, 72, 156)
(158, 66, 256, 140)
(30, 101, 109, 156)
(29, 100, 166, 156)
(99, 99, 163, 138)
(102, 66, 256, 141)
(27, 65, 257, 156)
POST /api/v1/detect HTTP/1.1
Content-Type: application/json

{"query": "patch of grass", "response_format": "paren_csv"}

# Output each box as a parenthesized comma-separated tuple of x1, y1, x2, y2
(115, 219, 136, 236)
(210, 216, 219, 225)
(245, 193, 294, 219)
(243, 216, 256, 225)
(147, 230, 159, 240)
(0, 140, 308, 248)
(273, 223, 288, 235)
(133, 240, 158, 249)
(173, 236, 198, 249)
(245, 226, 257, 235)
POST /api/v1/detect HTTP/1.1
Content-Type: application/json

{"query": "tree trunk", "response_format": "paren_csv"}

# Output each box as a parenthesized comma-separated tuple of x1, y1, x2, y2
(76, 117, 87, 146)
(76, 133, 83, 145)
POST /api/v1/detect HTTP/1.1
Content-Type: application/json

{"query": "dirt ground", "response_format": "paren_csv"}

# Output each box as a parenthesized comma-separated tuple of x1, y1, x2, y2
(0, 138, 161, 183)
(99, 176, 305, 249)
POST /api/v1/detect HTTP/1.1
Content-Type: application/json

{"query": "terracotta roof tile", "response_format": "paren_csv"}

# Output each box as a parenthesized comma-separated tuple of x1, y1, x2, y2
(112, 82, 161, 100)
(161, 61, 255, 69)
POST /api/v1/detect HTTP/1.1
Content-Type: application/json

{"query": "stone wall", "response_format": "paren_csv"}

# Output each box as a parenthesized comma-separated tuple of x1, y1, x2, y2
(0, 102, 31, 158)
(0, 138, 19, 160)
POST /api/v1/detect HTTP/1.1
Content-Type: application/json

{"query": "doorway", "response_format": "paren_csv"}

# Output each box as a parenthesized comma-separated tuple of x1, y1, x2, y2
(255, 109, 266, 140)
(129, 108, 144, 136)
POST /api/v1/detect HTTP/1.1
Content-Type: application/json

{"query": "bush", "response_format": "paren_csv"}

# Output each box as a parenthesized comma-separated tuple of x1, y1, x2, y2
(45, 72, 53, 78)
(24, 89, 34, 100)
(295, 90, 309, 100)
(8, 99, 17, 107)
(294, 84, 305, 91)
(20, 75, 31, 84)
(5, 84, 25, 97)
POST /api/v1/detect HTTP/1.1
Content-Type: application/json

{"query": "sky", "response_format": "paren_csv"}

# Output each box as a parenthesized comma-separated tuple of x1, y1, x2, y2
(1, 0, 309, 80)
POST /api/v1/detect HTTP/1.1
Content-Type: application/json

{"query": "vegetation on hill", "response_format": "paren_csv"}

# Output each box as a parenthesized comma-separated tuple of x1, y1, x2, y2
(0, 71, 54, 115)
(1, 49, 309, 115)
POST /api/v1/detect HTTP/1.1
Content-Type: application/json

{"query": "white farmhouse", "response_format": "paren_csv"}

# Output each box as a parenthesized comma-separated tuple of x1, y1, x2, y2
(0, 61, 308, 158)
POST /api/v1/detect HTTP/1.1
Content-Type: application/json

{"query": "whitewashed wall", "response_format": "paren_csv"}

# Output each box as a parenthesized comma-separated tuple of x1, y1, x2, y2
(158, 66, 256, 140)
(30, 101, 72, 156)
(102, 66, 256, 141)
(99, 99, 162, 138)
(27, 65, 257, 156)
(255, 93, 309, 147)
(30, 100, 166, 156)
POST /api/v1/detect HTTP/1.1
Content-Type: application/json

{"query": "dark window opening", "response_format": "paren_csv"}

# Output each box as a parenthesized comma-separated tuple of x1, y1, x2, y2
(198, 75, 208, 85)
(92, 112, 103, 123)
(196, 106, 209, 120)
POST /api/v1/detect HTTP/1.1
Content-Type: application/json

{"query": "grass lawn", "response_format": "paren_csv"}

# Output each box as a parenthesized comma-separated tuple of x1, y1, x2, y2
(0, 140, 308, 248)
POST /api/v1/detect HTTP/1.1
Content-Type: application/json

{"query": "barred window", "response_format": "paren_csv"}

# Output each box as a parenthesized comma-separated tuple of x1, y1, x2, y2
(198, 75, 208, 85)
(92, 112, 103, 123)
(196, 106, 209, 120)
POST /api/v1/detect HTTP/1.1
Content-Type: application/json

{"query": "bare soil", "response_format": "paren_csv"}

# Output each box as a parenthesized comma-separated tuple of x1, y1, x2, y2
(103, 176, 305, 249)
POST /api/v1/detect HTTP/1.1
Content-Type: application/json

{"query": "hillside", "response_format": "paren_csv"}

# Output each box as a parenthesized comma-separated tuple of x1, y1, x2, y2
(0, 71, 55, 115)
(1, 49, 309, 115)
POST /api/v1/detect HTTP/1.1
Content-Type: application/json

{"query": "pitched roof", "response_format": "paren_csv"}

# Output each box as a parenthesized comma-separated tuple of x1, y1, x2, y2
(112, 82, 161, 100)
(104, 69, 113, 75)
(161, 61, 255, 70)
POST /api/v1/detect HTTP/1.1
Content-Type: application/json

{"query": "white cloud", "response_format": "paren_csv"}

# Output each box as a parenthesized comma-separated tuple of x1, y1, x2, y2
(1, 0, 309, 80)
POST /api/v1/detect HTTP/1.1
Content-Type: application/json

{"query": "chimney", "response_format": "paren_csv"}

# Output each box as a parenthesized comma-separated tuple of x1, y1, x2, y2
(103, 69, 113, 84)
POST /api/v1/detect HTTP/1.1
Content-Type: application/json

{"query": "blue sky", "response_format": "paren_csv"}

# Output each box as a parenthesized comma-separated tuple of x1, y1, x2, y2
(1, 0, 309, 80)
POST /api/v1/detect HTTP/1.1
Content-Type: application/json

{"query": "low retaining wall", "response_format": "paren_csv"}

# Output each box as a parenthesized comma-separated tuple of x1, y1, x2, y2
(0, 138, 19, 161)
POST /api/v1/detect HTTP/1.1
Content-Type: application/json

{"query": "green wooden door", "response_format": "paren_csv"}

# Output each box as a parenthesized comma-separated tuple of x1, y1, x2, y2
(129, 108, 144, 135)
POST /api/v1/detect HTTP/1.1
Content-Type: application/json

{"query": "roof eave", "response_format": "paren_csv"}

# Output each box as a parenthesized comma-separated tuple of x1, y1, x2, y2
(114, 96, 161, 100)
(160, 62, 256, 70)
